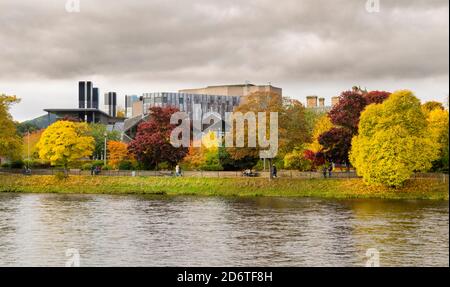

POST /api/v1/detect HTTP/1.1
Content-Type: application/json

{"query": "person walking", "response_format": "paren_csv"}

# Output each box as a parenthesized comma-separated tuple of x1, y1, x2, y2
(175, 164, 181, 177)
(328, 164, 333, 178)
(322, 166, 327, 178)
(272, 164, 277, 178)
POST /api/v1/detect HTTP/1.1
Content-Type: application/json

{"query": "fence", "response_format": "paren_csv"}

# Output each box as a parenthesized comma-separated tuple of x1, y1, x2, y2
(0, 168, 447, 181)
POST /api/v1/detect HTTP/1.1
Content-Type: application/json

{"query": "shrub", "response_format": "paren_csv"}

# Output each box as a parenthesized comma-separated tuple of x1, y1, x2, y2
(157, 162, 170, 170)
(118, 160, 135, 170)
(10, 160, 24, 169)
(102, 165, 112, 171)
(81, 163, 93, 171)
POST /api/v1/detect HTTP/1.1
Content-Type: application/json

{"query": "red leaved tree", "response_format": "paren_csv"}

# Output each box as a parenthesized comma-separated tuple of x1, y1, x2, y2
(128, 106, 188, 169)
(321, 89, 390, 165)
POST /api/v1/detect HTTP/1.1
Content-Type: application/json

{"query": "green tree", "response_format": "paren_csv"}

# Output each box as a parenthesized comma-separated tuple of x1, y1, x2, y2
(350, 90, 439, 187)
(89, 123, 121, 159)
(0, 94, 22, 161)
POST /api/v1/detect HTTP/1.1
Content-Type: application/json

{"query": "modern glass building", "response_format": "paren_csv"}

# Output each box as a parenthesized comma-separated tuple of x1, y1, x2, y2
(136, 92, 240, 120)
(125, 95, 139, 118)
(104, 92, 117, 117)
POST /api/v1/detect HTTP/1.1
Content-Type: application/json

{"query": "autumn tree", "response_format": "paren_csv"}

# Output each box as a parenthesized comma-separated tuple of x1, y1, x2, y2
(320, 89, 390, 165)
(284, 145, 312, 171)
(426, 108, 449, 171)
(128, 106, 188, 169)
(183, 131, 224, 171)
(36, 121, 95, 170)
(227, 92, 310, 176)
(308, 115, 333, 153)
(422, 101, 445, 115)
(22, 129, 44, 159)
(350, 90, 439, 187)
(0, 94, 22, 161)
(108, 141, 134, 169)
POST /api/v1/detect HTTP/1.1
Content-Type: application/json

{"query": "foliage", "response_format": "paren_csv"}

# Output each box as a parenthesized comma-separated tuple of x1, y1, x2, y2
(365, 91, 391, 105)
(128, 106, 188, 169)
(227, 91, 283, 161)
(218, 147, 258, 171)
(284, 147, 311, 171)
(16, 122, 40, 136)
(22, 129, 44, 159)
(227, 92, 311, 170)
(107, 141, 134, 169)
(279, 99, 312, 157)
(303, 150, 326, 170)
(116, 107, 126, 118)
(350, 90, 439, 187)
(328, 90, 368, 133)
(426, 108, 449, 171)
(118, 160, 136, 170)
(422, 101, 444, 115)
(318, 127, 353, 164)
(0, 94, 22, 160)
(89, 123, 121, 160)
(320, 89, 390, 164)
(308, 115, 334, 153)
(36, 121, 95, 169)
(183, 131, 223, 171)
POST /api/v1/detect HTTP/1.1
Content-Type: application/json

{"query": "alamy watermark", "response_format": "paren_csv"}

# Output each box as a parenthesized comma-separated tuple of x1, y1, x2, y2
(65, 248, 80, 267)
(170, 104, 279, 158)
(365, 0, 380, 13)
(65, 0, 81, 13)
(365, 248, 380, 267)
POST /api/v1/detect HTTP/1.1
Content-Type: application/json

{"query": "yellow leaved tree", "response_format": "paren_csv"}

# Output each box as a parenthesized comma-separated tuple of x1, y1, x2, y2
(350, 90, 439, 187)
(308, 115, 334, 153)
(426, 108, 449, 171)
(36, 121, 95, 170)
(0, 94, 22, 161)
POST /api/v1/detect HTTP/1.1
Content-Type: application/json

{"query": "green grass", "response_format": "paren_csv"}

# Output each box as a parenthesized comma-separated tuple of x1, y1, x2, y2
(0, 174, 448, 200)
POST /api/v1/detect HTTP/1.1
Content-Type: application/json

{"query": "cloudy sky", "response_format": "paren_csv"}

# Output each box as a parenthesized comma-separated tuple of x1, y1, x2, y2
(0, 0, 448, 121)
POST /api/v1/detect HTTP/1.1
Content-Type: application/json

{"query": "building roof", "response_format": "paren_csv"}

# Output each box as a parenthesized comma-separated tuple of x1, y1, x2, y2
(44, 108, 114, 118)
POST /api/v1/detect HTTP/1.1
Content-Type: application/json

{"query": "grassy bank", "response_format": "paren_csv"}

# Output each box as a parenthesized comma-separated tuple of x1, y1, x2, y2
(0, 174, 448, 200)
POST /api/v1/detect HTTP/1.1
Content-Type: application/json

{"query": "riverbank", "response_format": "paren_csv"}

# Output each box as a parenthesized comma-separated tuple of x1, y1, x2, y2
(0, 174, 448, 200)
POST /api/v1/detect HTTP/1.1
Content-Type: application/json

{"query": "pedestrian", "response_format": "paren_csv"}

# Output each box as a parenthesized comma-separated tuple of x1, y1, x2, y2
(328, 164, 333, 178)
(272, 164, 277, 178)
(322, 166, 327, 178)
(175, 164, 181, 177)
(90, 165, 95, 176)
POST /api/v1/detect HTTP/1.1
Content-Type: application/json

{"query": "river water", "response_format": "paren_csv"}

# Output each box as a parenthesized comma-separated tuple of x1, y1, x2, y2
(0, 193, 448, 267)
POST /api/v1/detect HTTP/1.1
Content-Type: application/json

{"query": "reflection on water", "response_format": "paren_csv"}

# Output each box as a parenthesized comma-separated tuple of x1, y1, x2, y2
(0, 193, 448, 266)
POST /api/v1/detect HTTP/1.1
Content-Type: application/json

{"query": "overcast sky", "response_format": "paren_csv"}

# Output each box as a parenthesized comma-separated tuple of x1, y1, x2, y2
(0, 0, 448, 121)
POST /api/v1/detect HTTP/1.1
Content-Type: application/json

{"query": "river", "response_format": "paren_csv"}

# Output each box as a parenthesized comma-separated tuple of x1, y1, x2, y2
(0, 193, 448, 266)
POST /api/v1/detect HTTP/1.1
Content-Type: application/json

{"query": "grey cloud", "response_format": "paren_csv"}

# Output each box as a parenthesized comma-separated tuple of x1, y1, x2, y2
(0, 0, 448, 83)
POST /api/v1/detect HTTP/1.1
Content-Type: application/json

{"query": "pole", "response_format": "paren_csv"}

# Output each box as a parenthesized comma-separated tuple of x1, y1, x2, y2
(27, 130, 30, 168)
(104, 133, 107, 167)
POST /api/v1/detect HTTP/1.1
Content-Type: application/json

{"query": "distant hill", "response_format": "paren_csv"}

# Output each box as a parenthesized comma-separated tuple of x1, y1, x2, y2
(20, 114, 56, 129)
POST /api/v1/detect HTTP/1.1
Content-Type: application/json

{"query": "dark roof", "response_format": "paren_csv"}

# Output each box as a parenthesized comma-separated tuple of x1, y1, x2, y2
(44, 108, 113, 118)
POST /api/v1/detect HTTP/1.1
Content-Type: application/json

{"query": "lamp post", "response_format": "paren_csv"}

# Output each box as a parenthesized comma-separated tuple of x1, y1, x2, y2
(104, 132, 107, 167)
(27, 130, 30, 169)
